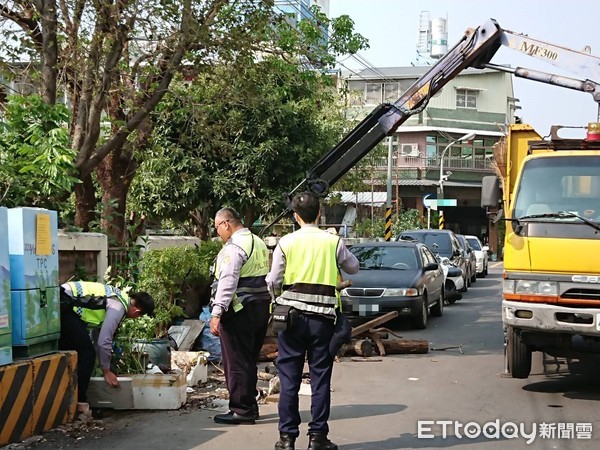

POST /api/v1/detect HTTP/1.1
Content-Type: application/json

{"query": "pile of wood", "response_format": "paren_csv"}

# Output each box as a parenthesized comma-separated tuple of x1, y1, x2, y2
(258, 311, 429, 361)
(341, 311, 428, 357)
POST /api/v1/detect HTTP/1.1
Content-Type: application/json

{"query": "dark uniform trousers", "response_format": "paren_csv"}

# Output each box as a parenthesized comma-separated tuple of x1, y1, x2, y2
(58, 305, 96, 403)
(277, 312, 335, 438)
(219, 300, 271, 416)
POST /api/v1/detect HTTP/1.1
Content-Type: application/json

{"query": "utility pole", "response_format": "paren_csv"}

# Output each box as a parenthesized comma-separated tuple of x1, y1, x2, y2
(438, 131, 475, 229)
(385, 136, 393, 241)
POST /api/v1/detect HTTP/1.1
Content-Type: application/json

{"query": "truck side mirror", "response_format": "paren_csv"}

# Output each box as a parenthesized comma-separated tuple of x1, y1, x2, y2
(481, 176, 501, 208)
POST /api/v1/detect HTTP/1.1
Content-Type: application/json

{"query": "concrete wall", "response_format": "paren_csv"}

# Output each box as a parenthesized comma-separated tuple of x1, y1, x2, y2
(58, 231, 108, 283)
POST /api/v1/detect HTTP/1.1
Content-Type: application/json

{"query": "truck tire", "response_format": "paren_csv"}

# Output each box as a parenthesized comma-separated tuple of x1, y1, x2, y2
(507, 326, 532, 379)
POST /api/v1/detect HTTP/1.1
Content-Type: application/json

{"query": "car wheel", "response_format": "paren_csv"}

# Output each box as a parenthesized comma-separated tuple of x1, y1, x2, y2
(506, 326, 532, 379)
(411, 296, 428, 329)
(430, 289, 443, 317)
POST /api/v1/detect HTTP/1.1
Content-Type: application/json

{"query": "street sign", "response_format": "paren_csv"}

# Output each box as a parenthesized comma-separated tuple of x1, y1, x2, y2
(424, 199, 457, 208)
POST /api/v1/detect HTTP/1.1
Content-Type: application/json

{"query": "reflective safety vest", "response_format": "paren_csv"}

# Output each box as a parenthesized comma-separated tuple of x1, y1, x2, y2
(276, 227, 340, 318)
(65, 281, 130, 328)
(214, 230, 270, 313)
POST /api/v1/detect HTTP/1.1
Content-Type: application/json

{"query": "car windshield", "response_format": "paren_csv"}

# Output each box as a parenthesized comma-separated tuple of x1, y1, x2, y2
(401, 232, 452, 256)
(466, 238, 481, 250)
(350, 246, 418, 270)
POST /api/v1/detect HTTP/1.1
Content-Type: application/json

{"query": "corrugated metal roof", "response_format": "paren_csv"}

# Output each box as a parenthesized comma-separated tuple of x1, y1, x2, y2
(342, 66, 497, 80)
(329, 191, 388, 206)
(395, 180, 482, 188)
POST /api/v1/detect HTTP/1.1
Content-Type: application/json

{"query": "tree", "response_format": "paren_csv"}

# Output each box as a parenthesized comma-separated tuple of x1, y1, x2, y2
(0, 2, 366, 242)
(129, 58, 347, 238)
(0, 95, 78, 210)
(128, 8, 368, 237)
(0, 0, 276, 242)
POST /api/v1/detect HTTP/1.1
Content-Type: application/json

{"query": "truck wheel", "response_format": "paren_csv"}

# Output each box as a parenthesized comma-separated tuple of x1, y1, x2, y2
(507, 327, 531, 379)
(431, 290, 444, 317)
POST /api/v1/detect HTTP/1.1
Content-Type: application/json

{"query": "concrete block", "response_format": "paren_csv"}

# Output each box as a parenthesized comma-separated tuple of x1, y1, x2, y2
(87, 371, 187, 410)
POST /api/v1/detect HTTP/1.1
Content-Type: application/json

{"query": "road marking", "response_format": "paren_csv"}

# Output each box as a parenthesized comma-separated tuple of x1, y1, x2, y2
(491, 262, 504, 269)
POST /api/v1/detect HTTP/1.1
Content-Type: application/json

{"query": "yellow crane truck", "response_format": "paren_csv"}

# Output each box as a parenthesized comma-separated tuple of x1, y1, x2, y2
(482, 123, 600, 378)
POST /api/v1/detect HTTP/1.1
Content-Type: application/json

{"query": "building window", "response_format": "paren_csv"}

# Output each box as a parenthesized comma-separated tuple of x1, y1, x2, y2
(365, 83, 381, 105)
(384, 83, 399, 102)
(364, 82, 400, 105)
(456, 89, 478, 109)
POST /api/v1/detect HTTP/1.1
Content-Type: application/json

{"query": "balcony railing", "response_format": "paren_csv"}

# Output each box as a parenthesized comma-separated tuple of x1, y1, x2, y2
(369, 155, 494, 172)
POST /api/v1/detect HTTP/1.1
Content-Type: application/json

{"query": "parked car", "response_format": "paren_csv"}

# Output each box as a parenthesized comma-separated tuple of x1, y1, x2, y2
(456, 234, 477, 285)
(465, 235, 489, 277)
(398, 229, 469, 294)
(339, 241, 444, 329)
(436, 255, 464, 304)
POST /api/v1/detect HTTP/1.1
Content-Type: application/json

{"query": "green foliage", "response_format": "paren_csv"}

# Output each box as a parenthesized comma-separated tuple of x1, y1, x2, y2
(130, 57, 350, 231)
(353, 208, 425, 238)
(134, 241, 222, 338)
(0, 95, 78, 209)
(112, 317, 153, 375)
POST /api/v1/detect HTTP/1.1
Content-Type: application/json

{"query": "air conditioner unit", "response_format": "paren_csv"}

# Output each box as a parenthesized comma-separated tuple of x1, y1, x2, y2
(400, 143, 420, 157)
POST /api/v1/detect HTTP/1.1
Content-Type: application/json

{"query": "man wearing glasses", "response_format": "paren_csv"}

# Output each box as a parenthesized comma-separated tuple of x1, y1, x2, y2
(210, 207, 271, 425)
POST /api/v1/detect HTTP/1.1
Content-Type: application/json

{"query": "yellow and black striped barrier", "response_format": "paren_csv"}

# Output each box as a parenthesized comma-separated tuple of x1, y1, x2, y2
(0, 351, 77, 446)
(384, 207, 392, 241)
(438, 211, 445, 229)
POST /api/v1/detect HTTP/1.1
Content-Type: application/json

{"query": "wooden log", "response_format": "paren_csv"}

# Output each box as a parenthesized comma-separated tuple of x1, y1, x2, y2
(369, 331, 386, 356)
(341, 339, 375, 357)
(259, 343, 279, 361)
(351, 311, 399, 338)
(381, 338, 429, 354)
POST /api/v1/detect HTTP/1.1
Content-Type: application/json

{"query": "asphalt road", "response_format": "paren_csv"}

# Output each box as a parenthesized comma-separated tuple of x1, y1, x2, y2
(19, 262, 600, 450)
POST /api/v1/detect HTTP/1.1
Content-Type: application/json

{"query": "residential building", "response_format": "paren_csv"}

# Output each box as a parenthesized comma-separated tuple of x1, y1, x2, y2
(338, 66, 518, 248)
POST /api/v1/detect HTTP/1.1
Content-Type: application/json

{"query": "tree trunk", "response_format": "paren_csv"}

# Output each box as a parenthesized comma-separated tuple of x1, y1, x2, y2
(74, 175, 97, 231)
(96, 148, 136, 245)
(381, 339, 429, 354)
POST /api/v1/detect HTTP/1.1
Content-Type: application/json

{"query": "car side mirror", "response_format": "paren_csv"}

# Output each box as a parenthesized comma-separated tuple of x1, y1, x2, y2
(482, 245, 489, 252)
(453, 249, 461, 258)
(424, 263, 439, 272)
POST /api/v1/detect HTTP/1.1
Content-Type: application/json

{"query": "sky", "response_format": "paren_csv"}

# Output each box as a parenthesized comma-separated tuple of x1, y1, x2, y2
(328, 0, 600, 138)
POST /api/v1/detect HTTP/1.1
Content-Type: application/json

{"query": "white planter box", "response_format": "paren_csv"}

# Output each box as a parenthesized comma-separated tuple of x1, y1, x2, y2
(87, 371, 187, 410)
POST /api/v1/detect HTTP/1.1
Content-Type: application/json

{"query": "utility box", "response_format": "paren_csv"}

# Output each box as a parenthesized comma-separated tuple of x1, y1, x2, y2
(8, 208, 60, 358)
(0, 207, 11, 366)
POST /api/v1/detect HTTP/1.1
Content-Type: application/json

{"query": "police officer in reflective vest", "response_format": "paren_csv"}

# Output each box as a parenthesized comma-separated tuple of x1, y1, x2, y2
(210, 207, 271, 425)
(267, 192, 359, 450)
(58, 281, 154, 409)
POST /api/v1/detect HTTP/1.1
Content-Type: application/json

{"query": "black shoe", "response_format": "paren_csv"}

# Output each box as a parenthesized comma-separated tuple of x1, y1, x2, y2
(213, 411, 255, 425)
(274, 432, 296, 450)
(307, 432, 337, 450)
(253, 405, 260, 420)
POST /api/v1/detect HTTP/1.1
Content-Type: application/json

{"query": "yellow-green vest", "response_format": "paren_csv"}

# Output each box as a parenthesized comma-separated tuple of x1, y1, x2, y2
(276, 227, 339, 318)
(66, 281, 130, 328)
(214, 230, 270, 313)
